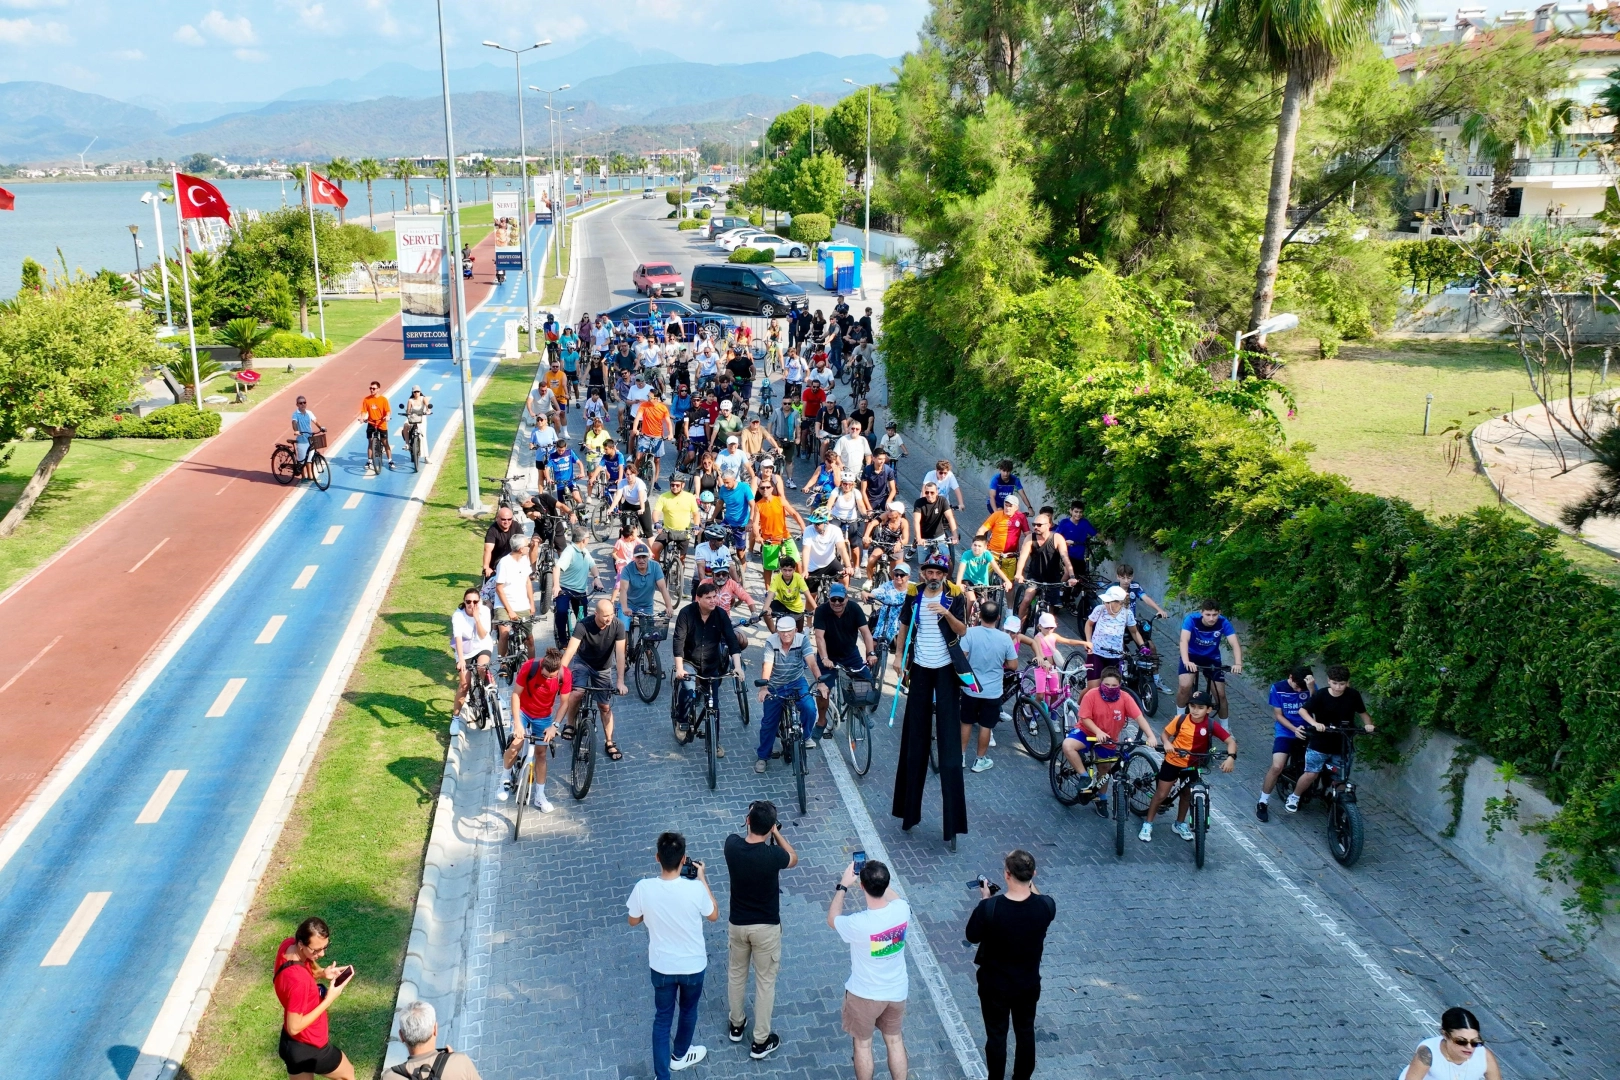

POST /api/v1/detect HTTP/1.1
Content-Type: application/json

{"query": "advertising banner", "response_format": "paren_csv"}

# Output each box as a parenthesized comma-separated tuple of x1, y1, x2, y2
(531, 176, 553, 224)
(396, 214, 452, 359)
(492, 190, 523, 270)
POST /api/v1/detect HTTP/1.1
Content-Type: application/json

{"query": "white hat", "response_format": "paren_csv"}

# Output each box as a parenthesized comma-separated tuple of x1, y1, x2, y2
(1102, 585, 1129, 603)
(1001, 614, 1022, 633)
(727, 435, 740, 446)
(720, 400, 733, 411)
(1038, 611, 1057, 629)
(775, 616, 797, 632)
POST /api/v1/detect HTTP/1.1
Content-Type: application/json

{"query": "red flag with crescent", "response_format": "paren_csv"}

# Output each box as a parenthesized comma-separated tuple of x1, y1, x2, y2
(309, 170, 349, 209)
(0, 185, 14, 211)
(175, 172, 232, 223)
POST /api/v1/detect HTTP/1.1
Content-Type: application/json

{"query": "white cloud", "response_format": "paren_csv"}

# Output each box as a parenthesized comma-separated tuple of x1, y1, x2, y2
(364, 0, 401, 38)
(111, 48, 145, 60)
(234, 47, 267, 62)
(200, 9, 257, 46)
(173, 24, 206, 46)
(0, 15, 70, 43)
(280, 1, 338, 34)
(0, 0, 68, 10)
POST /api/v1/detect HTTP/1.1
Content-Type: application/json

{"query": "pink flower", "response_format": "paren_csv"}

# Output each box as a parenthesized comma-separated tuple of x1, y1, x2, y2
(1102, 414, 1118, 427)
(1287, 408, 1297, 419)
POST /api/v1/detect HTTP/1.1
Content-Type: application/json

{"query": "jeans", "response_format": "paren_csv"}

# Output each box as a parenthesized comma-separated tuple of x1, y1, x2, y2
(979, 984, 1040, 1080)
(760, 678, 817, 760)
(651, 968, 705, 1080)
(727, 923, 782, 1043)
(553, 587, 587, 645)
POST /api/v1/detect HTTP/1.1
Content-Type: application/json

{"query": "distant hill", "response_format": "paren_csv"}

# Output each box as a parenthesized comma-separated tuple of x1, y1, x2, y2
(0, 82, 168, 162)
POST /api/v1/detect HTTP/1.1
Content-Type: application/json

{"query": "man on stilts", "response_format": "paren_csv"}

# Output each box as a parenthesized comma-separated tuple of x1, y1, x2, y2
(890, 550, 971, 848)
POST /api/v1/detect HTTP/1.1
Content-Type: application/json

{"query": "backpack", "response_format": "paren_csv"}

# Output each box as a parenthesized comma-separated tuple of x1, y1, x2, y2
(391, 1049, 452, 1080)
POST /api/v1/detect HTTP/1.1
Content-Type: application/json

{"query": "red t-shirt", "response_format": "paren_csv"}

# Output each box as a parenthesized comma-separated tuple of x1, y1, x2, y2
(274, 937, 327, 1047)
(515, 662, 572, 719)
(801, 386, 827, 420)
(1077, 686, 1143, 742)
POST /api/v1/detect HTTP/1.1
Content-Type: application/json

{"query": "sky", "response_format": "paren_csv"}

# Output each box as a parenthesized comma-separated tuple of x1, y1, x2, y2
(0, 0, 931, 102)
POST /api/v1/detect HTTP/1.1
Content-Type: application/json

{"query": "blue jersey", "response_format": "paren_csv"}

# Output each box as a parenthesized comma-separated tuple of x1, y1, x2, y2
(1182, 612, 1235, 661)
(548, 448, 581, 486)
(718, 481, 754, 526)
(1054, 516, 1098, 563)
(988, 473, 1024, 510)
(599, 451, 624, 483)
(1269, 680, 1312, 739)
(671, 393, 691, 421)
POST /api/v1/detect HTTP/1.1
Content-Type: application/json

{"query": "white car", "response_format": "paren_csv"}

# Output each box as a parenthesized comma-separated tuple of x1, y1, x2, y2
(642, 190, 658, 199)
(684, 197, 715, 211)
(741, 234, 807, 259)
(717, 228, 767, 251)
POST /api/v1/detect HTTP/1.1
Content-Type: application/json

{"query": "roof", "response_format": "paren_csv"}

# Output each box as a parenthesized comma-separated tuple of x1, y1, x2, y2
(1392, 30, 1620, 72)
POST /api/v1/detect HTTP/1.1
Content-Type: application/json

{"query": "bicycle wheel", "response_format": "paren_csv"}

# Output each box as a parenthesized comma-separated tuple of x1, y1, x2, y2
(571, 712, 597, 799)
(1048, 747, 1086, 806)
(634, 641, 663, 703)
(1329, 799, 1365, 867)
(1124, 747, 1160, 817)
(846, 707, 872, 776)
(1192, 791, 1208, 868)
(1137, 673, 1160, 717)
(408, 430, 420, 470)
(734, 678, 751, 728)
(490, 685, 510, 751)
(512, 750, 531, 841)
(1013, 696, 1057, 762)
(705, 703, 718, 791)
(796, 729, 809, 814)
(310, 453, 331, 491)
(1113, 778, 1128, 856)
(271, 446, 296, 485)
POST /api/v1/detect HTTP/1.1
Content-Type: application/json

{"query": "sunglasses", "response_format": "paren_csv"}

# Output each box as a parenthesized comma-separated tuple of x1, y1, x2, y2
(829, 597, 846, 604)
(463, 598, 480, 606)
(1448, 1037, 1484, 1049)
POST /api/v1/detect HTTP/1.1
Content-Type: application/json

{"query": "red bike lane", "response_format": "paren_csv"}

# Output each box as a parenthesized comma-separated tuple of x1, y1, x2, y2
(0, 248, 499, 830)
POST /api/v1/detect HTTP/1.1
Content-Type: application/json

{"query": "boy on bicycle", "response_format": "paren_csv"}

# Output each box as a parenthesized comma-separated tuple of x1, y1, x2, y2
(1062, 666, 1159, 806)
(1140, 691, 1236, 843)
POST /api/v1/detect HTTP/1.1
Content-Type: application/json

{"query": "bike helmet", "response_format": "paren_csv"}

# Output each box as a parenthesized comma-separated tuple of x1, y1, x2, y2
(712, 562, 732, 579)
(702, 523, 727, 543)
(699, 490, 717, 505)
(840, 470, 857, 484)
(922, 550, 951, 572)
(807, 513, 829, 525)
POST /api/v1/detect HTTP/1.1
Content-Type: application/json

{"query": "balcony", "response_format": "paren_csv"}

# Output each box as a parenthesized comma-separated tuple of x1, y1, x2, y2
(1509, 157, 1608, 178)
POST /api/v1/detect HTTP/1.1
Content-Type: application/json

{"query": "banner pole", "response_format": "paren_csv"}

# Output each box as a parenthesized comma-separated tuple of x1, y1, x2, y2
(172, 169, 204, 411)
(306, 163, 328, 346)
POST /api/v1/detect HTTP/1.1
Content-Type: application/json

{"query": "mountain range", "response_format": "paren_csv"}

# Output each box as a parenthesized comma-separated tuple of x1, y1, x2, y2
(0, 42, 899, 165)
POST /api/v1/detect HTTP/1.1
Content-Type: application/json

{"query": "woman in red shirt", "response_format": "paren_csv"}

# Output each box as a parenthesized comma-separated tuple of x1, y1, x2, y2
(274, 916, 354, 1078)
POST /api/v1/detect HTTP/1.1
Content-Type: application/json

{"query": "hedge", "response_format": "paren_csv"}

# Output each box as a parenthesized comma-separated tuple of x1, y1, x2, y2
(883, 262, 1620, 925)
(788, 212, 831, 244)
(677, 220, 702, 231)
(255, 331, 332, 359)
(728, 247, 775, 264)
(79, 404, 223, 439)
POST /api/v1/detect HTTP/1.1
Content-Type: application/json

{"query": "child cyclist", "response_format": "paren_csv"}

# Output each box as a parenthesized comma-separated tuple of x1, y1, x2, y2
(1061, 665, 1158, 803)
(1140, 691, 1237, 843)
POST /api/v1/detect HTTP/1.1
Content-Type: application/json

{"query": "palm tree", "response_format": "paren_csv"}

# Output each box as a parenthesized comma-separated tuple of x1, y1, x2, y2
(479, 158, 497, 202)
(432, 159, 451, 206)
(1462, 96, 1576, 223)
(289, 163, 310, 205)
(391, 157, 415, 211)
(216, 317, 276, 371)
(355, 157, 385, 226)
(325, 157, 355, 224)
(1207, 0, 1390, 342)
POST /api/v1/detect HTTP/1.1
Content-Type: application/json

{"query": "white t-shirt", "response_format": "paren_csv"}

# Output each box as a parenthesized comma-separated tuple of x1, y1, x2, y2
(835, 897, 911, 1002)
(802, 526, 842, 573)
(927, 470, 960, 501)
(450, 606, 494, 657)
(912, 591, 950, 668)
(834, 435, 869, 478)
(616, 475, 649, 508)
(1087, 603, 1137, 659)
(495, 553, 533, 614)
(530, 387, 557, 417)
(808, 366, 835, 389)
(627, 875, 714, 975)
(783, 355, 807, 382)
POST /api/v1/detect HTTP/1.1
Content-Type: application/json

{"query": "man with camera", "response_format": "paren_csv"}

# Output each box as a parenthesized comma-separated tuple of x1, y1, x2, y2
(724, 801, 799, 1060)
(627, 832, 720, 1078)
(828, 859, 911, 1080)
(965, 850, 1056, 1080)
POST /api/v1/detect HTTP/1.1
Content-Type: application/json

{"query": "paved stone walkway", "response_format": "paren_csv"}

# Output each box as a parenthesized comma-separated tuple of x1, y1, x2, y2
(1473, 392, 1620, 555)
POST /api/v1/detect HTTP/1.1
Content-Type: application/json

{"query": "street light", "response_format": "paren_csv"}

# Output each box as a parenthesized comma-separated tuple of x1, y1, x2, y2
(139, 191, 174, 332)
(435, 0, 479, 511)
(127, 224, 143, 300)
(1231, 313, 1300, 381)
(529, 84, 571, 276)
(484, 37, 550, 353)
(844, 78, 876, 287)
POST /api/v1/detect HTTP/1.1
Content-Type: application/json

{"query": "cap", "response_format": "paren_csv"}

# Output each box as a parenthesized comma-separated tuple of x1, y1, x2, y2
(633, 543, 652, 557)
(1189, 691, 1214, 707)
(1102, 585, 1129, 603)
(829, 583, 847, 598)
(1002, 614, 1022, 633)
(1003, 495, 1019, 507)
(892, 564, 911, 576)
(775, 616, 798, 632)
(759, 457, 775, 470)
(1038, 611, 1057, 628)
(412, 384, 422, 392)
(727, 435, 740, 446)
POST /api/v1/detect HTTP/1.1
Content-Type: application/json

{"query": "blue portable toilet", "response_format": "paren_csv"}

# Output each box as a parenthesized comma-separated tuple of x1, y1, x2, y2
(819, 243, 863, 292)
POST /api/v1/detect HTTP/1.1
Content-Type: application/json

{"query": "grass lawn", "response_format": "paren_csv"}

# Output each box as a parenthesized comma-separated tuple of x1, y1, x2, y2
(206, 367, 302, 414)
(181, 358, 539, 1080)
(319, 299, 397, 350)
(0, 438, 201, 594)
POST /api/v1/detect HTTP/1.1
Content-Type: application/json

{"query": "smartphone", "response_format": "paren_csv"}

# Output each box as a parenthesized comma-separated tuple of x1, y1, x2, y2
(333, 966, 354, 988)
(852, 849, 866, 874)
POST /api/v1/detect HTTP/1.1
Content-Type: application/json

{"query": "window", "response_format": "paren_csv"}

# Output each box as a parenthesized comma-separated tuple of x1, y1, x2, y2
(756, 268, 792, 286)
(645, 264, 676, 276)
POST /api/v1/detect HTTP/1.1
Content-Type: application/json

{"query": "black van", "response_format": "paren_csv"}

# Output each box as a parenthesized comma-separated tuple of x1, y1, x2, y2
(690, 264, 808, 318)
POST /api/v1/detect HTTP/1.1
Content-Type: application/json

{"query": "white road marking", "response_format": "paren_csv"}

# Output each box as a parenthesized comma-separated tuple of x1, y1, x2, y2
(431, 383, 443, 391)
(136, 771, 188, 825)
(321, 525, 342, 545)
(343, 492, 363, 510)
(0, 634, 62, 697)
(291, 565, 317, 589)
(255, 616, 286, 644)
(127, 537, 170, 574)
(41, 892, 112, 966)
(205, 678, 247, 718)
(214, 478, 236, 496)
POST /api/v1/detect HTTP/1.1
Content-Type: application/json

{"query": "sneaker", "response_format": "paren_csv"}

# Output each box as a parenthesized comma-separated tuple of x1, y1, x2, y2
(497, 777, 515, 802)
(1173, 822, 1195, 842)
(750, 1033, 782, 1060)
(670, 1046, 707, 1071)
(971, 756, 994, 773)
(728, 1020, 748, 1043)
(1094, 796, 1110, 818)
(535, 791, 555, 814)
(1285, 794, 1300, 813)
(988, 732, 996, 747)
(1138, 822, 1153, 843)
(754, 759, 767, 774)
(387, 461, 395, 471)
(1256, 801, 1270, 822)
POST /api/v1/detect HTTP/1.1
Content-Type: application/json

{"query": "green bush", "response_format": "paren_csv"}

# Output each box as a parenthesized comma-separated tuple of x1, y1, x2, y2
(788, 212, 831, 245)
(696, 208, 711, 220)
(677, 219, 702, 231)
(255, 331, 333, 358)
(79, 403, 222, 439)
(728, 247, 776, 264)
(883, 260, 1620, 925)
(665, 191, 681, 206)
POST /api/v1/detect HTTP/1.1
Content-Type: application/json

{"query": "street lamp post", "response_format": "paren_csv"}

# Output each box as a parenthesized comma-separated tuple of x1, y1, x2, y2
(484, 38, 551, 354)
(127, 224, 143, 296)
(528, 84, 571, 278)
(1231, 313, 1300, 381)
(844, 78, 875, 290)
(434, 0, 479, 511)
(140, 191, 174, 332)
(791, 95, 815, 155)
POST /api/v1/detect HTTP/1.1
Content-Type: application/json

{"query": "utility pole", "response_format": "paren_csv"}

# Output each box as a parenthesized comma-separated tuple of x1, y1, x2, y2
(435, 0, 479, 511)
(485, 38, 551, 353)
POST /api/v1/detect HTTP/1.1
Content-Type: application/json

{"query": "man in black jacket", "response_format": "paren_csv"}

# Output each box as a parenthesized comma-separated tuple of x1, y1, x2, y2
(672, 581, 746, 734)
(965, 850, 1056, 1080)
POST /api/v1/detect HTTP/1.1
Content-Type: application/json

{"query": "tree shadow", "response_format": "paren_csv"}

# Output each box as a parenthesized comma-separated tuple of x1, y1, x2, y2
(379, 610, 458, 640)
(344, 687, 449, 735)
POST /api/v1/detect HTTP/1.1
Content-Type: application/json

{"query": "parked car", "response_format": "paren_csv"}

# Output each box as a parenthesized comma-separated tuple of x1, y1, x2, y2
(705, 215, 751, 240)
(695, 185, 721, 197)
(633, 262, 685, 297)
(600, 298, 736, 340)
(740, 234, 807, 259)
(718, 228, 767, 252)
(684, 197, 716, 211)
(690, 263, 808, 318)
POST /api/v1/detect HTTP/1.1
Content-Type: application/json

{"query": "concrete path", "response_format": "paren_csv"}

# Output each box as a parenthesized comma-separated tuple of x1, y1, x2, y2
(1472, 393, 1620, 555)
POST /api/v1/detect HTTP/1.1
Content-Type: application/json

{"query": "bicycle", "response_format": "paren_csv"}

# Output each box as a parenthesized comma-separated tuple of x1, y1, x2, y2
(271, 434, 331, 490)
(397, 403, 428, 469)
(1274, 728, 1367, 866)
(1049, 704, 1150, 856)
(660, 529, 691, 599)
(496, 615, 536, 682)
(628, 612, 669, 703)
(1120, 742, 1230, 869)
(1021, 580, 1070, 632)
(365, 422, 390, 473)
(676, 671, 730, 791)
(463, 657, 501, 736)
(1008, 663, 1061, 762)
(757, 678, 815, 813)
(757, 378, 776, 414)
(530, 543, 557, 607)
(509, 730, 557, 840)
(828, 664, 879, 777)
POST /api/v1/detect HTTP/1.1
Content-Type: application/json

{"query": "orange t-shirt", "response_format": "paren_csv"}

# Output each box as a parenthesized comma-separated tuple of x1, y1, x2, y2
(1164, 712, 1232, 768)
(639, 399, 671, 438)
(984, 510, 1028, 555)
(544, 369, 569, 403)
(756, 496, 788, 542)
(360, 394, 389, 428)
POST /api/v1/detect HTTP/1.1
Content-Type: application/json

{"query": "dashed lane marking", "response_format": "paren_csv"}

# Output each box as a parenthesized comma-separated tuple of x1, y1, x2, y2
(342, 492, 363, 510)
(291, 565, 317, 590)
(255, 616, 286, 644)
(321, 525, 342, 545)
(205, 678, 247, 718)
(127, 537, 169, 574)
(0, 635, 62, 697)
(40, 892, 112, 967)
(135, 771, 188, 825)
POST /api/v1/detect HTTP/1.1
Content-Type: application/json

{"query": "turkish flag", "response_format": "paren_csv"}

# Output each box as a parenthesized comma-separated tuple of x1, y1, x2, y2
(175, 172, 232, 223)
(0, 185, 13, 211)
(308, 170, 348, 209)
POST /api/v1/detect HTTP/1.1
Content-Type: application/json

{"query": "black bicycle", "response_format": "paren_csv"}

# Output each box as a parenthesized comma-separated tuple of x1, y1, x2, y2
(1008, 663, 1061, 762)
(496, 616, 535, 683)
(271, 434, 331, 490)
(568, 673, 618, 800)
(1275, 729, 1367, 866)
(676, 672, 730, 791)
(628, 612, 668, 702)
(397, 402, 430, 469)
(365, 422, 391, 473)
(464, 656, 501, 736)
(1120, 742, 1230, 869)
(660, 528, 692, 602)
(821, 663, 879, 777)
(757, 679, 815, 813)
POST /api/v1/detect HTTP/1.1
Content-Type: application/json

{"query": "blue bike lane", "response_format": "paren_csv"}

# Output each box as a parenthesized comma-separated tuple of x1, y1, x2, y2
(0, 226, 551, 1080)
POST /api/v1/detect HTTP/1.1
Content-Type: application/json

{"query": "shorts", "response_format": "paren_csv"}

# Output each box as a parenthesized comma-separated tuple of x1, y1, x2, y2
(725, 524, 749, 550)
(556, 481, 580, 499)
(960, 693, 1001, 729)
(1087, 652, 1124, 683)
(1157, 759, 1198, 784)
(1272, 734, 1306, 756)
(459, 648, 494, 669)
(1304, 749, 1347, 775)
(278, 1030, 344, 1076)
(493, 605, 533, 623)
(841, 991, 906, 1038)
(638, 435, 666, 456)
(1178, 656, 1224, 680)
(1066, 731, 1121, 760)
(760, 537, 800, 572)
(569, 660, 608, 693)
(519, 709, 555, 738)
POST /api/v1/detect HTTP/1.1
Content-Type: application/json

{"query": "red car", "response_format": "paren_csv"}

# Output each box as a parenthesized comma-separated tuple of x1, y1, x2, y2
(633, 262, 685, 297)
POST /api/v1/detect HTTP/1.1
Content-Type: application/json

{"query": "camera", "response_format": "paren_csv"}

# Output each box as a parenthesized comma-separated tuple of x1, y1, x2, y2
(681, 858, 700, 880)
(966, 876, 1000, 895)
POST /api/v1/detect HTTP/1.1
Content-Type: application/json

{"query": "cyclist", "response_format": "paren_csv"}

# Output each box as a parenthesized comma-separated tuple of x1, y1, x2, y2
(529, 414, 559, 484)
(716, 433, 749, 481)
(756, 616, 823, 773)
(501, 647, 570, 813)
(1176, 598, 1243, 720)
(401, 387, 432, 463)
(810, 582, 875, 747)
(1258, 665, 1314, 822)
(867, 563, 910, 657)
(519, 489, 572, 553)
(754, 483, 806, 590)
(359, 380, 393, 472)
(589, 436, 625, 496)
(545, 438, 587, 510)
(544, 358, 571, 434)
(926, 459, 967, 513)
(781, 346, 807, 400)
(552, 525, 600, 646)
(754, 456, 786, 500)
(833, 419, 871, 479)
(692, 523, 732, 590)
(287, 396, 324, 477)
(616, 543, 675, 638)
(672, 580, 748, 737)
(827, 471, 869, 551)
(560, 323, 581, 394)
(816, 394, 847, 454)
(582, 388, 608, 430)
(650, 472, 701, 565)
(716, 471, 755, 566)
(861, 501, 910, 586)
(1113, 562, 1170, 620)
(766, 554, 816, 630)
(715, 399, 745, 447)
(1286, 664, 1375, 814)
(986, 459, 1030, 515)
(800, 513, 852, 593)
(492, 540, 535, 660)
(956, 534, 1014, 605)
(1083, 584, 1150, 690)
(770, 399, 801, 485)
(1052, 499, 1099, 572)
(704, 559, 758, 616)
(608, 460, 652, 538)
(450, 587, 494, 729)
(911, 480, 958, 563)
(859, 446, 897, 511)
(977, 496, 1030, 584)
(740, 415, 781, 471)
(876, 419, 906, 461)
(1013, 512, 1078, 629)
(1062, 665, 1159, 807)
(959, 599, 1019, 773)
(556, 597, 629, 763)
(636, 386, 674, 490)
(670, 382, 693, 456)
(1139, 691, 1236, 843)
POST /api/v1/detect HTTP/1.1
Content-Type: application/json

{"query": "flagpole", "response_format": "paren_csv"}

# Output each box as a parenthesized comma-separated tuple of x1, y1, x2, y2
(305, 162, 328, 346)
(171, 169, 205, 411)
(436, 0, 480, 512)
